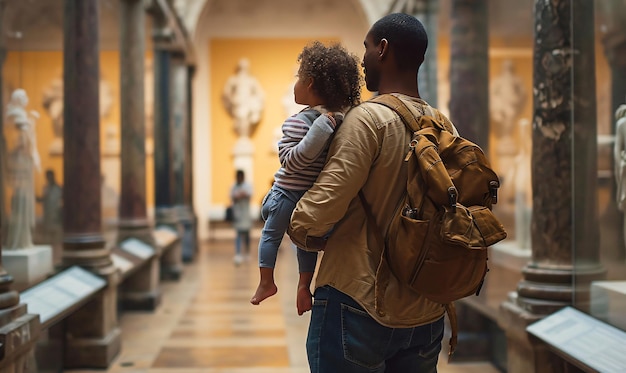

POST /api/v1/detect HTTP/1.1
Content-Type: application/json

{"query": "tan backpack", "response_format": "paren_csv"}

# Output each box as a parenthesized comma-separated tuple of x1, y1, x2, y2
(360, 94, 507, 356)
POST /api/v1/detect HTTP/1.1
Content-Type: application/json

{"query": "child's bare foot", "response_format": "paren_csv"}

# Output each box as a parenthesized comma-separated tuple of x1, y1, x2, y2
(250, 283, 278, 305)
(296, 286, 313, 315)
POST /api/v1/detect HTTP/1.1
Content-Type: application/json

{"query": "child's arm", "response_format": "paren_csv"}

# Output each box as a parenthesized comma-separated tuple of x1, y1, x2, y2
(279, 113, 341, 173)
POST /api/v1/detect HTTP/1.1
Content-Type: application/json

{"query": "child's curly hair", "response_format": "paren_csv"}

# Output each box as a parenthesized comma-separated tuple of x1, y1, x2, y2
(297, 41, 362, 112)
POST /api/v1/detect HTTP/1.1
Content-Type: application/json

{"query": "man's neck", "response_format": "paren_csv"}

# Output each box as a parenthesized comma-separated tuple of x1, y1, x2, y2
(378, 88, 421, 100)
(377, 78, 420, 99)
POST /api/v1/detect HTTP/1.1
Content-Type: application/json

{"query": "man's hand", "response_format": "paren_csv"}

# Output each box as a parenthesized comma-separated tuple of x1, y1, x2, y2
(287, 227, 326, 251)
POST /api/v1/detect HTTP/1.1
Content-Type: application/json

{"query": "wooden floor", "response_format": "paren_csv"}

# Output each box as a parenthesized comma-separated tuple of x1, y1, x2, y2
(68, 228, 500, 372)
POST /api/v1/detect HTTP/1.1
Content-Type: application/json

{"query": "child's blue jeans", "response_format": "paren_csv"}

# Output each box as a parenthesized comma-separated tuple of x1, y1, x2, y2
(258, 185, 317, 273)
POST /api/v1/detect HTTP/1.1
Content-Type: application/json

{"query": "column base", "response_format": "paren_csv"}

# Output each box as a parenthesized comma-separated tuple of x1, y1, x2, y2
(176, 205, 197, 263)
(160, 261, 183, 281)
(119, 257, 162, 311)
(119, 290, 162, 311)
(153, 209, 183, 282)
(499, 292, 563, 373)
(63, 327, 121, 369)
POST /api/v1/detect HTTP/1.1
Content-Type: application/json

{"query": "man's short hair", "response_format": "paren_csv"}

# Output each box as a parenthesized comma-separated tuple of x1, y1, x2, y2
(370, 13, 428, 70)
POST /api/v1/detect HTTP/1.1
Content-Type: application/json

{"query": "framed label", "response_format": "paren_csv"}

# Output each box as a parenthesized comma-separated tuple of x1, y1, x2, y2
(527, 306, 626, 372)
(21, 266, 106, 325)
(120, 238, 154, 259)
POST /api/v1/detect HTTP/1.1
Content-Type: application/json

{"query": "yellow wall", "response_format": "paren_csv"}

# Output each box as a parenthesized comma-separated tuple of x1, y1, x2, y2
(2, 51, 155, 217)
(210, 38, 338, 206)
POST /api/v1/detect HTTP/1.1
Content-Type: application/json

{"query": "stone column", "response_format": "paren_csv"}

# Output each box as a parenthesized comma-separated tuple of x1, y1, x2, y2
(449, 0, 490, 152)
(390, 0, 439, 107)
(0, 0, 7, 239)
(116, 0, 161, 311)
(186, 65, 199, 258)
(416, 0, 438, 107)
(447, 0, 491, 360)
(499, 1, 606, 372)
(151, 14, 183, 279)
(171, 55, 197, 263)
(62, 0, 120, 367)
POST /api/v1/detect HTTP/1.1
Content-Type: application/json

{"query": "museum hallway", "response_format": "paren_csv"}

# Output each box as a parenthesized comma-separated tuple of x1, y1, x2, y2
(64, 226, 500, 373)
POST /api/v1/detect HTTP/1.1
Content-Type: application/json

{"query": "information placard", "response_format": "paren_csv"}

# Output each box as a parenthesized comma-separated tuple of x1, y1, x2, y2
(120, 238, 154, 259)
(21, 266, 106, 326)
(527, 306, 626, 373)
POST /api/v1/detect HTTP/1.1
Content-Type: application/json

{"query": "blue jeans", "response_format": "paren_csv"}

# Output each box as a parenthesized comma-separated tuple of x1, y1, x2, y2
(307, 286, 444, 373)
(258, 185, 317, 272)
(235, 230, 249, 255)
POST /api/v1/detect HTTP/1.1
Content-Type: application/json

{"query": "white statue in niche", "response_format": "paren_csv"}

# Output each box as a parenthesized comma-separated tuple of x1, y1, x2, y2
(490, 59, 527, 156)
(42, 77, 114, 155)
(614, 103, 626, 246)
(221, 58, 265, 139)
(490, 59, 527, 212)
(4, 89, 42, 249)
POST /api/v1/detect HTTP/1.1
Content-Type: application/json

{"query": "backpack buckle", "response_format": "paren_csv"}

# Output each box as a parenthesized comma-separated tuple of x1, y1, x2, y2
(405, 138, 419, 162)
(489, 181, 500, 204)
(448, 187, 458, 212)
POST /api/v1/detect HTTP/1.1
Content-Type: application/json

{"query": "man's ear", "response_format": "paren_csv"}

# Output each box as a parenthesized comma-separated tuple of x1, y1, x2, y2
(379, 38, 389, 59)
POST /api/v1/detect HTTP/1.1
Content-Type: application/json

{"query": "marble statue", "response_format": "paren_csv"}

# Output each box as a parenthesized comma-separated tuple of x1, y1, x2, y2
(614, 103, 626, 218)
(4, 89, 41, 249)
(221, 58, 265, 138)
(489, 59, 527, 156)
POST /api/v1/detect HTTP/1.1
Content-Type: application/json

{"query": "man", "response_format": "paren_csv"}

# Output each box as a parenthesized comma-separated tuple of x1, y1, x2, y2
(37, 169, 63, 242)
(288, 13, 454, 372)
(230, 169, 253, 265)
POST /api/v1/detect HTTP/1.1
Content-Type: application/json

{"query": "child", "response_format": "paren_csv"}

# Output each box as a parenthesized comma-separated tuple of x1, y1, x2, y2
(250, 41, 362, 315)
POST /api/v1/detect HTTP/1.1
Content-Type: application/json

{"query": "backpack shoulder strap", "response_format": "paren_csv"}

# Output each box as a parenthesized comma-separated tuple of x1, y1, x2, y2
(370, 94, 452, 134)
(370, 94, 421, 132)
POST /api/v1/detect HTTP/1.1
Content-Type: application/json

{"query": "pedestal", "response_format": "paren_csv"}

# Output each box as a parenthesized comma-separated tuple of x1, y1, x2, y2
(590, 281, 626, 330)
(233, 136, 254, 184)
(2, 245, 53, 290)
